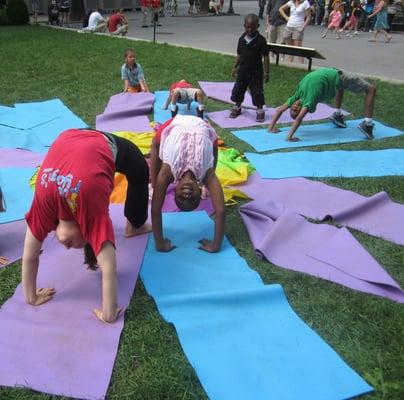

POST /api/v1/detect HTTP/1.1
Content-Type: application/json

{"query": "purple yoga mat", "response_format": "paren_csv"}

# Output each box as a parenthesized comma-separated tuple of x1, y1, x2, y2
(240, 199, 404, 302)
(0, 148, 44, 168)
(0, 204, 148, 399)
(207, 104, 349, 129)
(0, 219, 26, 267)
(161, 184, 214, 215)
(104, 92, 154, 115)
(96, 113, 152, 132)
(236, 173, 404, 246)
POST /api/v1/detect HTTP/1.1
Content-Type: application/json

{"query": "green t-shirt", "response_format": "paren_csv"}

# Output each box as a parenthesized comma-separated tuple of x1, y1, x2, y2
(287, 68, 340, 113)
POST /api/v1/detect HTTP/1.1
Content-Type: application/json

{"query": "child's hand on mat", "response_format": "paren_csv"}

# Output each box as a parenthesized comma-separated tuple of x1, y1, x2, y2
(156, 238, 176, 252)
(0, 256, 9, 265)
(93, 307, 123, 324)
(286, 136, 300, 142)
(31, 288, 56, 306)
(268, 127, 280, 133)
(198, 239, 219, 253)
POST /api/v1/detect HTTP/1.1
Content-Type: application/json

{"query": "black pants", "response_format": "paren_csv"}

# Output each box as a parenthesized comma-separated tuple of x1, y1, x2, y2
(231, 69, 265, 108)
(110, 134, 149, 228)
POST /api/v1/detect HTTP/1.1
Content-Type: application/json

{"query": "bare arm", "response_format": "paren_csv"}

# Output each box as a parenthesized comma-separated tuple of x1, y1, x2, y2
(94, 241, 121, 323)
(163, 92, 172, 109)
(200, 170, 225, 253)
(140, 78, 149, 92)
(123, 79, 129, 92)
(303, 8, 312, 29)
(151, 166, 175, 252)
(268, 103, 289, 132)
(279, 3, 290, 22)
(22, 226, 55, 306)
(286, 107, 309, 141)
(369, 0, 384, 17)
(150, 138, 162, 188)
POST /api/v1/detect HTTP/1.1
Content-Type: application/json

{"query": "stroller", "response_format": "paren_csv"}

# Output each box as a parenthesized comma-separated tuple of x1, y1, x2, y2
(48, 1, 60, 26)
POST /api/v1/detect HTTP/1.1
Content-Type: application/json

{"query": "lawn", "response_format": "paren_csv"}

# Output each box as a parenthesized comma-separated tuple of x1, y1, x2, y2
(0, 26, 403, 400)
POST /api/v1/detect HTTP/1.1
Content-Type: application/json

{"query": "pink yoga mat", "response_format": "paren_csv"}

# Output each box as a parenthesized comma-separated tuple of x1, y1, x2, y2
(0, 148, 44, 168)
(0, 204, 148, 399)
(236, 173, 404, 246)
(207, 103, 348, 129)
(240, 199, 404, 302)
(0, 219, 26, 268)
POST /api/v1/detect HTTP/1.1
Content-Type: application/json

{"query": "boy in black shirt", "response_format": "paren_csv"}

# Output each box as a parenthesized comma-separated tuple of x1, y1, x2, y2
(230, 13, 270, 123)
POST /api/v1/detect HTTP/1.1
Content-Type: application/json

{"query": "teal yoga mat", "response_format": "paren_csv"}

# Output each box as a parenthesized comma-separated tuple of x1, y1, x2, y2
(246, 149, 404, 178)
(140, 212, 373, 400)
(0, 99, 87, 152)
(153, 91, 199, 124)
(233, 119, 403, 152)
(0, 167, 35, 224)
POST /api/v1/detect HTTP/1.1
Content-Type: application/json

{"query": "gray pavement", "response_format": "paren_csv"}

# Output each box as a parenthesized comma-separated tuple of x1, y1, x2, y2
(120, 0, 404, 82)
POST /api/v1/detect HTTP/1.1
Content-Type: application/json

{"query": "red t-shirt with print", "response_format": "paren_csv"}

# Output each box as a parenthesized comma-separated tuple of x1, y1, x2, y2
(25, 129, 116, 256)
(170, 80, 193, 92)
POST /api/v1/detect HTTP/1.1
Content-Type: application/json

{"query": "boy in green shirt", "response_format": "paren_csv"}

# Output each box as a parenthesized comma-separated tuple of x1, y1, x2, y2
(268, 68, 376, 141)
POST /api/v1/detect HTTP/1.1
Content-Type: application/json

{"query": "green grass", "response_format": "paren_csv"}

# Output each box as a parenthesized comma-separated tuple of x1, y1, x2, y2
(1, 26, 404, 400)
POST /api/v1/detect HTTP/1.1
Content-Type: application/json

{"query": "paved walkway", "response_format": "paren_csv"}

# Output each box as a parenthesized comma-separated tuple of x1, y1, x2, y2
(41, 1, 403, 82)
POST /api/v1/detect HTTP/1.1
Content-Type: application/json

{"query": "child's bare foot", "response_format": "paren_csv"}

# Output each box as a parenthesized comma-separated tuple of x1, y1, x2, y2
(268, 127, 281, 133)
(286, 136, 300, 142)
(0, 256, 9, 265)
(385, 35, 392, 43)
(125, 222, 152, 238)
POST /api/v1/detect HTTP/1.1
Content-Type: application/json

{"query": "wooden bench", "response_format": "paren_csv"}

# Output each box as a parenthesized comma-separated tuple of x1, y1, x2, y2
(267, 43, 326, 72)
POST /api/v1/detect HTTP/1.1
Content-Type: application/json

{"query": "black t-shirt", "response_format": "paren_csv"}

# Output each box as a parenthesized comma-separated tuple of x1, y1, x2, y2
(237, 32, 269, 73)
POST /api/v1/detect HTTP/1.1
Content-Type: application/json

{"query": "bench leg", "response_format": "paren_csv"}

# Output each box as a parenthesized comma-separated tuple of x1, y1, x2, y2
(308, 58, 312, 72)
(276, 53, 280, 66)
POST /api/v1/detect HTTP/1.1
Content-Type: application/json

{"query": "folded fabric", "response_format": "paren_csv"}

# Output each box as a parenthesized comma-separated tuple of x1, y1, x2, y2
(153, 91, 199, 124)
(113, 131, 154, 154)
(236, 173, 404, 245)
(232, 119, 403, 151)
(0, 204, 148, 399)
(140, 211, 373, 400)
(240, 199, 404, 302)
(0, 167, 35, 224)
(208, 103, 348, 129)
(246, 149, 404, 178)
(0, 148, 44, 168)
(0, 219, 26, 268)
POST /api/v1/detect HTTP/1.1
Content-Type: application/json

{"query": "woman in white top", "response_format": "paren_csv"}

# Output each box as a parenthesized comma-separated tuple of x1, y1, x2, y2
(280, 0, 312, 63)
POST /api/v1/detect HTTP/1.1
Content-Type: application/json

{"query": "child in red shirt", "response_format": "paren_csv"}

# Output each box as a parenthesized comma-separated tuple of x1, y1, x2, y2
(163, 79, 205, 119)
(108, 8, 128, 36)
(22, 129, 150, 323)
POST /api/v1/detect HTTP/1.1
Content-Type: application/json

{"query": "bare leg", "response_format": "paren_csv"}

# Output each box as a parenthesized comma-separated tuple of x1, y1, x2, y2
(294, 39, 304, 64)
(285, 38, 294, 62)
(125, 221, 152, 238)
(364, 85, 376, 118)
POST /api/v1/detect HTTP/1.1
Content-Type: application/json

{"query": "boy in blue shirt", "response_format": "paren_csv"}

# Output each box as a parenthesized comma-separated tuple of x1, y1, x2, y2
(121, 49, 149, 93)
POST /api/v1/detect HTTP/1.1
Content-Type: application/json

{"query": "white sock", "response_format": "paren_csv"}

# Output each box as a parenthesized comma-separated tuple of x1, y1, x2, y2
(171, 104, 177, 112)
(365, 117, 373, 125)
(336, 109, 342, 115)
(198, 104, 204, 110)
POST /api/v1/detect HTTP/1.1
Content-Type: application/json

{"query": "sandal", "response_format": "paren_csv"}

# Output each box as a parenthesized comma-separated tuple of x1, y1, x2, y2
(229, 107, 241, 119)
(385, 35, 392, 43)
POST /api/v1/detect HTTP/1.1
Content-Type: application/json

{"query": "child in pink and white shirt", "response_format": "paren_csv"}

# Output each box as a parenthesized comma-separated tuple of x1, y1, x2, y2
(151, 115, 225, 253)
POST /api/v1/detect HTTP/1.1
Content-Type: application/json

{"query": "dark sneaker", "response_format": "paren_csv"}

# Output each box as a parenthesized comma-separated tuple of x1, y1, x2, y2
(196, 108, 204, 119)
(171, 105, 179, 118)
(229, 107, 241, 118)
(256, 110, 265, 123)
(357, 120, 374, 139)
(330, 112, 347, 128)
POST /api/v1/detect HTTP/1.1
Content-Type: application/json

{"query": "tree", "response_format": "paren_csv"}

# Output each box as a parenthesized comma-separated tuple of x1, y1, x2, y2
(6, 0, 29, 25)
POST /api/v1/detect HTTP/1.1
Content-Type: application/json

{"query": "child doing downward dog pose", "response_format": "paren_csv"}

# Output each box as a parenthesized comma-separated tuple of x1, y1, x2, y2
(151, 115, 225, 253)
(22, 129, 150, 323)
(163, 80, 205, 119)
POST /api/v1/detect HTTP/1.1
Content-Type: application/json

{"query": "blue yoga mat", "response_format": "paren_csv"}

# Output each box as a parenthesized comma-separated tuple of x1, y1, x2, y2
(140, 212, 372, 400)
(0, 99, 87, 152)
(232, 119, 404, 152)
(246, 149, 404, 178)
(153, 91, 199, 124)
(0, 167, 35, 224)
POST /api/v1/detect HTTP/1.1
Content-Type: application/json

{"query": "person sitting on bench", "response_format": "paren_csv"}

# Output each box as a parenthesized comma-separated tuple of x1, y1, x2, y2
(268, 67, 376, 141)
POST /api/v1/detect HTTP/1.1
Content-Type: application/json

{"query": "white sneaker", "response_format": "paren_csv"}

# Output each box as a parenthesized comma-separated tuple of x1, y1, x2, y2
(354, 31, 359, 35)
